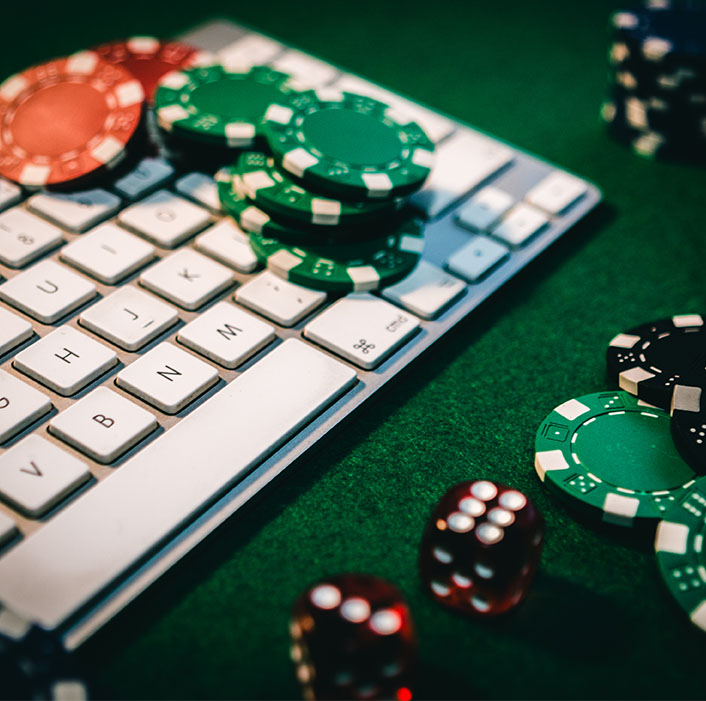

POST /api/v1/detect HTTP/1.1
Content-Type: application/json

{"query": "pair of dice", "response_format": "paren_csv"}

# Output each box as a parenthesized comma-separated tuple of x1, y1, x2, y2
(290, 480, 545, 700)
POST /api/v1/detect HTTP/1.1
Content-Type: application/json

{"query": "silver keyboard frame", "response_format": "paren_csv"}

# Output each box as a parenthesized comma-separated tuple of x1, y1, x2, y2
(0, 19, 601, 649)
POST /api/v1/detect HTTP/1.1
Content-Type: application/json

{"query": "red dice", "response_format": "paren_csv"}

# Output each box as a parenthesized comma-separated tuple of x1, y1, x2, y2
(290, 574, 417, 700)
(419, 480, 544, 616)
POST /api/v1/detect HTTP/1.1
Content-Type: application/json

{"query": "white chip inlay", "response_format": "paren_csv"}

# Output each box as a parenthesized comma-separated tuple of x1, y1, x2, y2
(556, 398, 590, 421)
(283, 148, 319, 178)
(361, 172, 393, 198)
(264, 103, 294, 125)
(674, 314, 703, 328)
(655, 521, 689, 554)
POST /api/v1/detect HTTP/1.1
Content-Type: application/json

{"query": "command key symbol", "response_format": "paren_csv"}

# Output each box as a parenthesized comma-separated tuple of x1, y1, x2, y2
(353, 339, 375, 354)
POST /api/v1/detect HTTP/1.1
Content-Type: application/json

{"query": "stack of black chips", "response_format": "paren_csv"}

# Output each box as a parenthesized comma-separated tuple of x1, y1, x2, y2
(602, 1, 706, 161)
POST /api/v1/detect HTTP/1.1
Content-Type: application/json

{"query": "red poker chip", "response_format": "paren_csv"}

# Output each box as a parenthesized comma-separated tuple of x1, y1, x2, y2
(0, 51, 145, 187)
(94, 36, 214, 103)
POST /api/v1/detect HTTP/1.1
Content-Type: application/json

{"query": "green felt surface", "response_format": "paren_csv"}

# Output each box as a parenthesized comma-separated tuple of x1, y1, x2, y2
(4, 0, 706, 698)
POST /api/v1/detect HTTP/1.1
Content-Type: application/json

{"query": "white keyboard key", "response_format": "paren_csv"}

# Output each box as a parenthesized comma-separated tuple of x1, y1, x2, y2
(139, 249, 233, 310)
(60, 223, 155, 285)
(218, 34, 283, 71)
(49, 387, 157, 463)
(456, 187, 514, 231)
(446, 235, 510, 282)
(0, 209, 63, 268)
(113, 157, 174, 200)
(195, 219, 258, 273)
(178, 301, 275, 368)
(0, 260, 96, 324)
(0, 178, 22, 211)
(412, 130, 514, 219)
(0, 511, 16, 545)
(14, 326, 117, 396)
(0, 308, 33, 356)
(116, 342, 218, 414)
(0, 339, 355, 627)
(304, 293, 420, 370)
(79, 286, 178, 352)
(271, 50, 338, 88)
(118, 190, 211, 248)
(27, 189, 121, 233)
(0, 435, 89, 517)
(382, 260, 466, 319)
(0, 370, 52, 443)
(235, 271, 326, 327)
(524, 170, 588, 215)
(175, 172, 222, 213)
(333, 74, 455, 143)
(491, 203, 549, 247)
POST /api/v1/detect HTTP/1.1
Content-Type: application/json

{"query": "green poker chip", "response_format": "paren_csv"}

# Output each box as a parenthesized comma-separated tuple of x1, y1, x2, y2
(216, 165, 396, 246)
(248, 217, 425, 293)
(262, 88, 435, 201)
(237, 151, 403, 228)
(655, 479, 706, 633)
(154, 64, 295, 147)
(535, 391, 698, 528)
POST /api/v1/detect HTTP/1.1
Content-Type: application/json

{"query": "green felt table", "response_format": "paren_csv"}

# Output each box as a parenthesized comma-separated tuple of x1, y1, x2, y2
(4, 0, 706, 698)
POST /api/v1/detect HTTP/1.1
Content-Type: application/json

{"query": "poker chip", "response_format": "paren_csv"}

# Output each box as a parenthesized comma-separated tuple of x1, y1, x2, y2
(655, 478, 706, 632)
(1, 626, 91, 699)
(605, 314, 706, 409)
(217, 166, 339, 244)
(534, 391, 698, 528)
(603, 5, 706, 161)
(154, 64, 295, 148)
(671, 381, 706, 474)
(610, 5, 706, 68)
(601, 98, 706, 163)
(608, 43, 705, 102)
(219, 162, 425, 291)
(247, 216, 425, 293)
(94, 36, 214, 103)
(0, 51, 144, 187)
(236, 151, 403, 228)
(262, 88, 434, 201)
(604, 88, 704, 135)
(216, 166, 393, 245)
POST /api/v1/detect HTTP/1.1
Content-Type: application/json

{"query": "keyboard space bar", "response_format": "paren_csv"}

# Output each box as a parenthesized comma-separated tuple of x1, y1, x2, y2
(0, 339, 357, 629)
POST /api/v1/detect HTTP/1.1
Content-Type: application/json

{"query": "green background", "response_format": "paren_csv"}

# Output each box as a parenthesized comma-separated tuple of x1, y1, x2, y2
(5, 0, 706, 697)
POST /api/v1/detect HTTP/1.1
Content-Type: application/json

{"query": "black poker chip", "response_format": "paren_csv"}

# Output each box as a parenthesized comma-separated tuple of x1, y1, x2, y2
(671, 380, 706, 474)
(605, 314, 706, 410)
(604, 4, 706, 162)
(0, 627, 91, 700)
(610, 4, 706, 69)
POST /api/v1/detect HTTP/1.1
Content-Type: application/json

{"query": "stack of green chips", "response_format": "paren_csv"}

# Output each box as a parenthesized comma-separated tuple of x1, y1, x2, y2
(154, 64, 435, 292)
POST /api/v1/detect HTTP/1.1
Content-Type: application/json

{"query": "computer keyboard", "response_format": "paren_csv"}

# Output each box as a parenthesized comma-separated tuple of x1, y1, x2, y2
(0, 19, 601, 648)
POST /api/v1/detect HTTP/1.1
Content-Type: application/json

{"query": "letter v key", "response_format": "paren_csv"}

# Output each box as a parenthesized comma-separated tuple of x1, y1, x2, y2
(20, 460, 43, 477)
